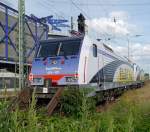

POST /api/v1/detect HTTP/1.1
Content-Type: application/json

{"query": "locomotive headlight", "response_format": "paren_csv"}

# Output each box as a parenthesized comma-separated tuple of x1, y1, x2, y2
(29, 73, 33, 81)
(66, 76, 78, 82)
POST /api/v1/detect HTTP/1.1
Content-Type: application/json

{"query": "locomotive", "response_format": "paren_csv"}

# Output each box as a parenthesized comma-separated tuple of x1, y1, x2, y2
(29, 13, 144, 97)
(29, 34, 144, 95)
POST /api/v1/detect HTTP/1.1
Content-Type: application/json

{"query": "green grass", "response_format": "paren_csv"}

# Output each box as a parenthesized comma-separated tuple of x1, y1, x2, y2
(0, 83, 150, 132)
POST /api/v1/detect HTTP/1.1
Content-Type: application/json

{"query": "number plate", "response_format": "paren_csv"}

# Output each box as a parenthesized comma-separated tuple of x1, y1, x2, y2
(43, 87, 48, 93)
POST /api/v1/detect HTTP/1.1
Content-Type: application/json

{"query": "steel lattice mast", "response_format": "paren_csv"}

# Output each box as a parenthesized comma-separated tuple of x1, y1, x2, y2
(18, 0, 25, 89)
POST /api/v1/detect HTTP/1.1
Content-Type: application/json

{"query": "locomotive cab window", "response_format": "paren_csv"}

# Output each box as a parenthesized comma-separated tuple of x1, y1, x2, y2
(93, 44, 97, 57)
(37, 39, 82, 58)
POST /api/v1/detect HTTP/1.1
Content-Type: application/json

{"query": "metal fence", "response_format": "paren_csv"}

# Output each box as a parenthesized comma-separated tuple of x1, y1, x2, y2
(0, 77, 19, 90)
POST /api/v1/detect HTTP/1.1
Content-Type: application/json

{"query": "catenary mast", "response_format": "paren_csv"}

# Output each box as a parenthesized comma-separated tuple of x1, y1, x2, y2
(18, 0, 25, 89)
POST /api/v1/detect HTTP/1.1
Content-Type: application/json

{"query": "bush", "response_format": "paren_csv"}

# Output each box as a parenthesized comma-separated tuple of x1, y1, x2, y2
(0, 85, 150, 132)
(60, 88, 96, 118)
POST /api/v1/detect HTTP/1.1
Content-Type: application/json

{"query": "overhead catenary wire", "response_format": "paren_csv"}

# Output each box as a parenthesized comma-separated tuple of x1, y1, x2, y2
(69, 0, 111, 40)
(28, 1, 150, 75)
(37, 0, 150, 7)
(97, 0, 108, 17)
(44, 0, 70, 19)
(36, 0, 68, 19)
(76, 2, 150, 6)
(70, 0, 91, 19)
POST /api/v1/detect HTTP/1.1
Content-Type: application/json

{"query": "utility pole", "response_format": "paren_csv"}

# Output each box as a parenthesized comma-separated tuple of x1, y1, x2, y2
(18, 0, 25, 89)
(126, 34, 143, 61)
(71, 16, 73, 31)
(127, 37, 130, 60)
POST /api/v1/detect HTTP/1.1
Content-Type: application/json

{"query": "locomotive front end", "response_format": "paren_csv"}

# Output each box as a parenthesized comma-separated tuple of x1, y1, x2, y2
(29, 37, 83, 88)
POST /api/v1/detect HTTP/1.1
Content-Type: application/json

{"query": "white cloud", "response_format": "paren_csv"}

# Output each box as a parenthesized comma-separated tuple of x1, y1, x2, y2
(86, 11, 136, 38)
(132, 43, 150, 59)
(110, 42, 150, 71)
(86, 10, 150, 71)
(109, 11, 128, 21)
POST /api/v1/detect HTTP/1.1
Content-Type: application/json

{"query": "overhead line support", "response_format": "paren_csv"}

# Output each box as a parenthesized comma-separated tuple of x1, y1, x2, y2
(18, 0, 25, 89)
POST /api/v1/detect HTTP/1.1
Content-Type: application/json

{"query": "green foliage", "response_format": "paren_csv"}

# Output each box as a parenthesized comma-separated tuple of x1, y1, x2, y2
(0, 101, 11, 132)
(0, 87, 150, 132)
(60, 88, 96, 118)
(60, 89, 83, 117)
(26, 90, 38, 132)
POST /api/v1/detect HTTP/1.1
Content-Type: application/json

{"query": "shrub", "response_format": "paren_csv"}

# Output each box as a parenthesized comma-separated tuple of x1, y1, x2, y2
(60, 88, 96, 118)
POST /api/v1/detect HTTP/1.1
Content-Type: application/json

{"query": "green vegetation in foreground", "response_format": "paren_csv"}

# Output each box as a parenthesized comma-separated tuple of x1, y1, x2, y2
(0, 83, 150, 132)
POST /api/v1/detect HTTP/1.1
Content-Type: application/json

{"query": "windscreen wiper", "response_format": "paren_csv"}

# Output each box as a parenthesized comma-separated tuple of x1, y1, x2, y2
(43, 56, 48, 61)
(63, 51, 68, 60)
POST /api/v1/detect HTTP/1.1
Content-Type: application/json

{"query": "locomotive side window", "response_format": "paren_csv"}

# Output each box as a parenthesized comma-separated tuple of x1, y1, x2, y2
(93, 44, 97, 57)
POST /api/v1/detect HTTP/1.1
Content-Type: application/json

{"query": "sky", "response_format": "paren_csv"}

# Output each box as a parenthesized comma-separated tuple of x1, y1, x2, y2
(1, 0, 150, 73)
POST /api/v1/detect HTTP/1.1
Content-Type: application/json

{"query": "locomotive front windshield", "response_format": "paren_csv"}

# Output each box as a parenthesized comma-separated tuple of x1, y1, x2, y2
(37, 39, 81, 58)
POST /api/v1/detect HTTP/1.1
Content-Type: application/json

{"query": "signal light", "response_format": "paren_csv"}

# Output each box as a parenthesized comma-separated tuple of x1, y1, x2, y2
(61, 58, 65, 64)
(29, 73, 33, 81)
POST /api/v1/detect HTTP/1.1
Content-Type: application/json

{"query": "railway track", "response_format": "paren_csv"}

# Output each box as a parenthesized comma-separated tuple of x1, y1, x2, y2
(7, 87, 64, 116)
(0, 81, 145, 116)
